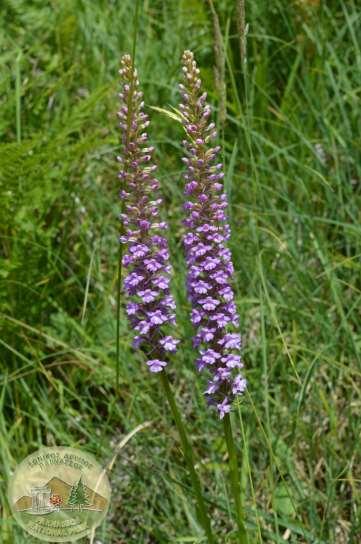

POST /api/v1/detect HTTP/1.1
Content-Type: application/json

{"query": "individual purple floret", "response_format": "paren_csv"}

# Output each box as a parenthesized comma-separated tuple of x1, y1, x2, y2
(179, 50, 247, 418)
(117, 54, 178, 371)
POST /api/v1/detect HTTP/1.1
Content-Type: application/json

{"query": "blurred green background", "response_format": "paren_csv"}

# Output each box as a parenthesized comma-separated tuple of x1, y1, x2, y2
(0, 0, 360, 542)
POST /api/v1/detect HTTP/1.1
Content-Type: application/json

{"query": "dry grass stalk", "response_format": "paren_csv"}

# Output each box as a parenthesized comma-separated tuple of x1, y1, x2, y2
(236, 0, 247, 68)
(207, 0, 227, 127)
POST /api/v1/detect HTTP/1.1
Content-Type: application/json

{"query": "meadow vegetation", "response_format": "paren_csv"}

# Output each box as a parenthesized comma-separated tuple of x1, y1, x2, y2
(0, 1, 360, 542)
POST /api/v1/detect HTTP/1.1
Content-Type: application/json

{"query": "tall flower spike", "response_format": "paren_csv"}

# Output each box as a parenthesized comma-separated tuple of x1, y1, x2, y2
(179, 50, 247, 418)
(117, 54, 178, 372)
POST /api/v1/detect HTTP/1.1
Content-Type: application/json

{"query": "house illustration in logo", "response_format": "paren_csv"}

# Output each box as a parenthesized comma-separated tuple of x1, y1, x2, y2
(30, 485, 52, 513)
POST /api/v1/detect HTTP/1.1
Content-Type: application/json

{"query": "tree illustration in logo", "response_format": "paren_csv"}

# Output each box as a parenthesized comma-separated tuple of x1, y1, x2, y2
(67, 477, 90, 511)
(50, 494, 63, 512)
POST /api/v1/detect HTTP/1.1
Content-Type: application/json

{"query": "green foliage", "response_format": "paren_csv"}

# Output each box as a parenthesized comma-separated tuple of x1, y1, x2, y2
(0, 1, 360, 543)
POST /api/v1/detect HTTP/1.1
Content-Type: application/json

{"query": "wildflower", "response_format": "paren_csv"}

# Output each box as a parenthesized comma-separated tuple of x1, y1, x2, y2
(118, 54, 177, 372)
(180, 50, 247, 418)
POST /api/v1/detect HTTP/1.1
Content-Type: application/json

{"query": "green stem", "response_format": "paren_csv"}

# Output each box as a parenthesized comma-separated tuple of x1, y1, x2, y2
(223, 413, 248, 543)
(15, 51, 22, 144)
(115, 243, 122, 392)
(159, 371, 215, 544)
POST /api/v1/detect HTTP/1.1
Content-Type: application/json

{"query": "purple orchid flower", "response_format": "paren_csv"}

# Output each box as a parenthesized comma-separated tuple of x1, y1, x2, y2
(117, 54, 178, 371)
(179, 50, 247, 418)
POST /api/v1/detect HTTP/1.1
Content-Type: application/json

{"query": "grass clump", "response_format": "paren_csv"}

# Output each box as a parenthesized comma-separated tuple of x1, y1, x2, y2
(1, 1, 360, 542)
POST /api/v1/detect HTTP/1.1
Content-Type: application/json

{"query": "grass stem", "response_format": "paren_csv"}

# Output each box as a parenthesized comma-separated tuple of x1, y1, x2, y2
(159, 371, 215, 544)
(15, 51, 22, 143)
(115, 243, 122, 393)
(223, 413, 248, 543)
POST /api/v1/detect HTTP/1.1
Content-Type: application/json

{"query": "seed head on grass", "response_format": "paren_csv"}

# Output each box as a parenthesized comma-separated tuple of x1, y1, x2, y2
(117, 54, 178, 372)
(179, 50, 247, 418)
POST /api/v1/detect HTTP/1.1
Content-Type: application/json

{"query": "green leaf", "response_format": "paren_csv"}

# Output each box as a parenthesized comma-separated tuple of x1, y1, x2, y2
(273, 482, 296, 517)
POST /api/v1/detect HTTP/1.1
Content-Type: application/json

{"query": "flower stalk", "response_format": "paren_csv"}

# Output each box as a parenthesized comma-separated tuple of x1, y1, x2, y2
(160, 372, 215, 544)
(223, 413, 248, 543)
(179, 49, 249, 542)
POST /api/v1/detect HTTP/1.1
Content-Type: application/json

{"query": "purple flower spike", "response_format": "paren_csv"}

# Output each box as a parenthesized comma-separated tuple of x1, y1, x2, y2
(118, 54, 178, 371)
(180, 50, 247, 418)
